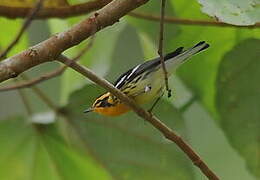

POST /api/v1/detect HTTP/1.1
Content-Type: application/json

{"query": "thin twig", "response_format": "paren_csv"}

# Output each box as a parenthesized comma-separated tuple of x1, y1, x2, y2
(57, 55, 219, 180)
(0, 0, 44, 60)
(129, 12, 260, 28)
(0, 67, 64, 91)
(0, 37, 94, 92)
(158, 0, 171, 98)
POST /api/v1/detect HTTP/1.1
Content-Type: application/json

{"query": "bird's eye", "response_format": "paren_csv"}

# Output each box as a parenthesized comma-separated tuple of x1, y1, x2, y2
(99, 100, 113, 107)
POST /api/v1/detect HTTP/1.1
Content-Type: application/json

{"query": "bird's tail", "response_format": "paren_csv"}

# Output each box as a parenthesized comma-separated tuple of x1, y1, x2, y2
(165, 41, 210, 73)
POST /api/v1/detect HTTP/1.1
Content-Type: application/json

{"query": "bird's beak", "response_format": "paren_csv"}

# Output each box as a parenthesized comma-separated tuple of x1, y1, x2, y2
(84, 107, 93, 113)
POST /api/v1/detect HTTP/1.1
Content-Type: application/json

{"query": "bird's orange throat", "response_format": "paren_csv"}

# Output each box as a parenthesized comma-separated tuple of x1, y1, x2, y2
(93, 103, 130, 116)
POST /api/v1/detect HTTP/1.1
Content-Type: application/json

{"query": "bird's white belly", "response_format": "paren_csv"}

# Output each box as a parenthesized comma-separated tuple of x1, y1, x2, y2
(133, 75, 164, 104)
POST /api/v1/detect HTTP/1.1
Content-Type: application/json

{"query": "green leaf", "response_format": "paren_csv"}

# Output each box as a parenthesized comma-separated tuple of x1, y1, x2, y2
(198, 0, 260, 25)
(106, 23, 144, 81)
(0, 117, 35, 180)
(41, 126, 112, 180)
(0, 117, 112, 180)
(169, 0, 260, 118)
(127, 0, 180, 57)
(216, 38, 260, 178)
(127, 0, 260, 119)
(64, 84, 194, 180)
(0, 18, 28, 59)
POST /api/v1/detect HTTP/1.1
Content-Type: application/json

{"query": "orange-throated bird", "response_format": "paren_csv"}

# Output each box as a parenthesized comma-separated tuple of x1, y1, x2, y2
(84, 41, 209, 116)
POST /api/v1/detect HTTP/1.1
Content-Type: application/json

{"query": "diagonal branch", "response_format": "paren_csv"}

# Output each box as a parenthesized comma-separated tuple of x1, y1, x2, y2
(130, 12, 260, 28)
(0, 37, 94, 91)
(1, 0, 260, 29)
(0, 0, 149, 83)
(0, 0, 44, 59)
(57, 55, 219, 180)
(0, 0, 112, 19)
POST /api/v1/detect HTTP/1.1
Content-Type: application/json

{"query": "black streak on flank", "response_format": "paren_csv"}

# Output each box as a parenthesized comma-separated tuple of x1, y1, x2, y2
(133, 76, 142, 83)
(123, 91, 129, 95)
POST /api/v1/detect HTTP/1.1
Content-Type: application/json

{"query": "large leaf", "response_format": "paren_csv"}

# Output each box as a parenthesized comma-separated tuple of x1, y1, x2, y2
(0, 117, 112, 180)
(170, 0, 260, 118)
(216, 38, 260, 178)
(128, 0, 260, 118)
(64, 84, 194, 180)
(198, 0, 260, 25)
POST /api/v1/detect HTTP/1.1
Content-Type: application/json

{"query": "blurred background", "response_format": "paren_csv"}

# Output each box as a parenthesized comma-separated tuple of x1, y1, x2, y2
(0, 0, 259, 179)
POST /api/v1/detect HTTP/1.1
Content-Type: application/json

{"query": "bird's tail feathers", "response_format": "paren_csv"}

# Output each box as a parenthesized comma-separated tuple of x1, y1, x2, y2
(165, 41, 209, 73)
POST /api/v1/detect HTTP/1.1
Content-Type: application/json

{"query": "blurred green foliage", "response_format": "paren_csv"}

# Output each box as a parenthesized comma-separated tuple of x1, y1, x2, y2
(217, 39, 260, 178)
(0, 0, 260, 180)
(64, 84, 193, 179)
(198, 0, 260, 25)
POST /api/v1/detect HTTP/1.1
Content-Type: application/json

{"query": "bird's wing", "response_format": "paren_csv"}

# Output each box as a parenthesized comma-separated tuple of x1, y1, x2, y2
(113, 47, 184, 90)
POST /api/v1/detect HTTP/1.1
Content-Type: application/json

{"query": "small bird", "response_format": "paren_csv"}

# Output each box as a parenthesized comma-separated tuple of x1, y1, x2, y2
(84, 41, 209, 116)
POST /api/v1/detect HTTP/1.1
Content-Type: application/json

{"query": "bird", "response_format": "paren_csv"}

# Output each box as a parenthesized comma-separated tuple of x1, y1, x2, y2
(84, 41, 209, 116)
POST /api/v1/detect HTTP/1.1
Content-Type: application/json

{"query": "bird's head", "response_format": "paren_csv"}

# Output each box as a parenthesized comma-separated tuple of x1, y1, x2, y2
(84, 92, 130, 116)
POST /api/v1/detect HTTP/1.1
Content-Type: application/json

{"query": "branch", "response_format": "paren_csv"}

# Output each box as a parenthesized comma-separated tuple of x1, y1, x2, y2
(0, 67, 65, 91)
(158, 0, 171, 98)
(0, 0, 112, 19)
(0, 37, 94, 91)
(2, 0, 260, 29)
(130, 12, 260, 28)
(0, 0, 149, 83)
(57, 55, 219, 180)
(0, 0, 44, 59)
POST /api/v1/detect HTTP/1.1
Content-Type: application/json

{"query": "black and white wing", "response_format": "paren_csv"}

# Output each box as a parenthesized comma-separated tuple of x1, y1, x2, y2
(113, 41, 209, 96)
(113, 46, 184, 90)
